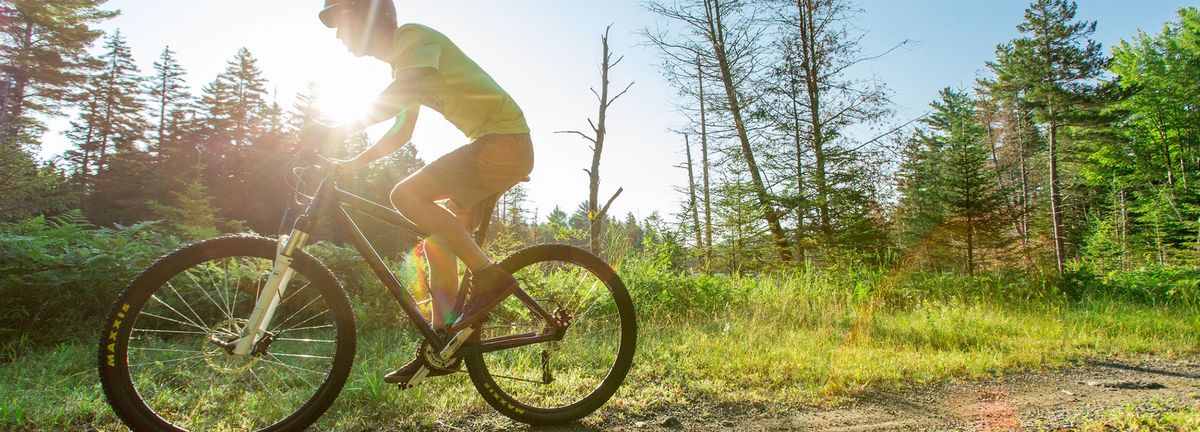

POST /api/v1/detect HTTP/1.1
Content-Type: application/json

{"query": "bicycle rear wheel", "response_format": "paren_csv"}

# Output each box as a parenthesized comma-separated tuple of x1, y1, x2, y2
(98, 235, 356, 432)
(464, 244, 637, 425)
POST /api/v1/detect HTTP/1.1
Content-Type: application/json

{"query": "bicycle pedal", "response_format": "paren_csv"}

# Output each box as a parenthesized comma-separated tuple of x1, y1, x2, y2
(401, 366, 430, 390)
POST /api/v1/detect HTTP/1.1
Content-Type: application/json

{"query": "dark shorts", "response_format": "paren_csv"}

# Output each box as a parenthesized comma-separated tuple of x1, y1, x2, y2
(420, 133, 534, 221)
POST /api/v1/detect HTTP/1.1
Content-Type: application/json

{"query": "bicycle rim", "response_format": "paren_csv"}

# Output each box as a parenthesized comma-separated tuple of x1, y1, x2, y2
(466, 244, 636, 422)
(101, 236, 354, 432)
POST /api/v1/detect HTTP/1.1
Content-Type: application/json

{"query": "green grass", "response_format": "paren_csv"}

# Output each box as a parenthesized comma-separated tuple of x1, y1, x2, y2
(3, 269, 1199, 430)
(1072, 399, 1200, 431)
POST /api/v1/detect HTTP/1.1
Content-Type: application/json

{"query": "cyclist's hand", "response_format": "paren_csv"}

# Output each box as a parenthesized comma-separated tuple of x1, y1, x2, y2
(314, 154, 360, 175)
(329, 158, 360, 173)
(299, 121, 349, 149)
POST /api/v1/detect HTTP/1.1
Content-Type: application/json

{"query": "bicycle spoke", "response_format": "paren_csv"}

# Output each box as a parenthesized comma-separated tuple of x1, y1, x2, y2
(139, 311, 210, 332)
(273, 295, 322, 331)
(183, 269, 233, 322)
(275, 309, 330, 335)
(572, 284, 610, 322)
(269, 352, 332, 360)
(128, 354, 205, 368)
(132, 328, 207, 336)
(130, 346, 199, 355)
(488, 372, 549, 385)
(231, 259, 244, 320)
(219, 259, 233, 322)
(277, 282, 312, 312)
(274, 337, 335, 343)
(149, 294, 205, 330)
(254, 268, 264, 306)
(262, 356, 319, 389)
(167, 281, 210, 329)
(278, 324, 334, 333)
(253, 362, 295, 402)
(205, 259, 234, 321)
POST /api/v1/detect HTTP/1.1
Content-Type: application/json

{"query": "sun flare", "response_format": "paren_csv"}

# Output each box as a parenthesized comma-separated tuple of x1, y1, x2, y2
(312, 80, 370, 125)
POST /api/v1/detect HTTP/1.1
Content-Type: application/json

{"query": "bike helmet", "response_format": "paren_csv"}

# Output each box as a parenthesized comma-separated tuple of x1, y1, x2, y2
(319, 0, 397, 29)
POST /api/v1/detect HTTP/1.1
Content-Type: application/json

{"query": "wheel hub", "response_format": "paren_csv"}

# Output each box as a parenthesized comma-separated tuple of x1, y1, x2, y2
(202, 318, 262, 374)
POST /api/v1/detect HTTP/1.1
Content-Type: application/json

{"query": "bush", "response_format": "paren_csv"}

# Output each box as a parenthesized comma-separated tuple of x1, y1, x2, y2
(1065, 264, 1200, 307)
(0, 212, 179, 350)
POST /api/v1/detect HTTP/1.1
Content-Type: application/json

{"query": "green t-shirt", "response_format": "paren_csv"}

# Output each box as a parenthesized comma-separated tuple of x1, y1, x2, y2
(390, 23, 530, 140)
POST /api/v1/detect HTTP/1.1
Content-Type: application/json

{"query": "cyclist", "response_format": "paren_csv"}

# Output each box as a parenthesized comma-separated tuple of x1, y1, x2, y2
(304, 0, 533, 384)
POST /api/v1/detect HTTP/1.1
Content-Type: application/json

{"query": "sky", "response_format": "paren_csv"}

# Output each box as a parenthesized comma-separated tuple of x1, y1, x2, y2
(37, 0, 1190, 222)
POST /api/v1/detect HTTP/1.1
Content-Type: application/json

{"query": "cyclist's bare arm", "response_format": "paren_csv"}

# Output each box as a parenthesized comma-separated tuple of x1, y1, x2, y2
(336, 67, 433, 170)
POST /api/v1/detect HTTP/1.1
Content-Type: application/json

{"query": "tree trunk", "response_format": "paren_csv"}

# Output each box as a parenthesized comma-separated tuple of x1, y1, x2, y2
(1119, 187, 1128, 271)
(1048, 115, 1065, 274)
(685, 135, 703, 251)
(2, 23, 35, 144)
(986, 110, 1023, 243)
(558, 27, 628, 256)
(1018, 127, 1031, 247)
(796, 0, 832, 240)
(588, 30, 614, 256)
(790, 64, 806, 263)
(705, 0, 792, 262)
(966, 215, 975, 275)
(159, 73, 168, 155)
(698, 57, 713, 268)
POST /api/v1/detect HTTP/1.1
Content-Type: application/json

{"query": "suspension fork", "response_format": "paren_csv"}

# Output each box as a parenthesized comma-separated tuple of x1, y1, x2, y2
(233, 229, 310, 355)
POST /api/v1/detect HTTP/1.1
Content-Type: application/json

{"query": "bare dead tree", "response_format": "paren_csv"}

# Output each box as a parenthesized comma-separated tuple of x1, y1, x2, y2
(644, 0, 794, 262)
(697, 56, 714, 268)
(769, 0, 898, 246)
(684, 134, 703, 250)
(557, 25, 630, 256)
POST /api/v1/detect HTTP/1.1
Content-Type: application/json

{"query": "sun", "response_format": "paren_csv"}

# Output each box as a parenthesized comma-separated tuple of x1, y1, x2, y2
(306, 55, 389, 125)
(312, 80, 370, 125)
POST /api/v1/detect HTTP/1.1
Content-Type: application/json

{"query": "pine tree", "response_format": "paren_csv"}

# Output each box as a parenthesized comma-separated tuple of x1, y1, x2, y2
(895, 131, 948, 268)
(197, 48, 277, 232)
(89, 30, 146, 173)
(148, 178, 225, 240)
(63, 81, 103, 194)
(0, 0, 116, 147)
(67, 30, 152, 225)
(0, 0, 114, 219)
(932, 88, 1006, 274)
(1084, 7, 1200, 267)
(988, 0, 1105, 273)
(146, 46, 191, 161)
(199, 48, 270, 162)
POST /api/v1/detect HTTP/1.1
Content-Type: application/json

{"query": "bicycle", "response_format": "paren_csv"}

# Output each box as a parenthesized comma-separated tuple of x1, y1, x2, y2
(97, 143, 638, 431)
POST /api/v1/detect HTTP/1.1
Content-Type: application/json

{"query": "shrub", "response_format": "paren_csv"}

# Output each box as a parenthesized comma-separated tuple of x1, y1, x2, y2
(0, 212, 178, 350)
(1065, 265, 1200, 307)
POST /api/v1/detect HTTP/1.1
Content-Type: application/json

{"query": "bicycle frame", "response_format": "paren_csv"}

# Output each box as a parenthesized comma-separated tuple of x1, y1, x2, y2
(235, 166, 564, 358)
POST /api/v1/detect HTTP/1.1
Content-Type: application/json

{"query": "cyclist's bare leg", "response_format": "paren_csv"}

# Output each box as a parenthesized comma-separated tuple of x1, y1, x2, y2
(424, 204, 472, 329)
(392, 169, 517, 333)
(423, 237, 456, 330)
(390, 172, 491, 271)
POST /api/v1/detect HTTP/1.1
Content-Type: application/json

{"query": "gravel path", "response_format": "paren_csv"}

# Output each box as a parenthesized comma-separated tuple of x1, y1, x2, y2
(454, 356, 1200, 431)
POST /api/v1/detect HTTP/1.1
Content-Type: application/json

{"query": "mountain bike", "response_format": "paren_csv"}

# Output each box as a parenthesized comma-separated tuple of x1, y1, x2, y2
(97, 145, 637, 431)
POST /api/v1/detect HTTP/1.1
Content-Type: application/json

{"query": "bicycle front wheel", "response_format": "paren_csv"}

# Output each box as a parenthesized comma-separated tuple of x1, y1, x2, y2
(465, 244, 637, 425)
(98, 235, 356, 432)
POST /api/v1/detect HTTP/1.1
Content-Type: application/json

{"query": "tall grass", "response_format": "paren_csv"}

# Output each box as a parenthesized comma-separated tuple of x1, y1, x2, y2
(2, 223, 1198, 429)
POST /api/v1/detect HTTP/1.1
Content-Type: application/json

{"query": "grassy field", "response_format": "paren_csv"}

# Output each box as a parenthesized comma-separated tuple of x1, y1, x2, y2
(2, 267, 1199, 430)
(1074, 400, 1200, 431)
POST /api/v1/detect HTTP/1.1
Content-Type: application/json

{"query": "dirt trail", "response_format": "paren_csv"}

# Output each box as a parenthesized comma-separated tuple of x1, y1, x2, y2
(460, 357, 1200, 431)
